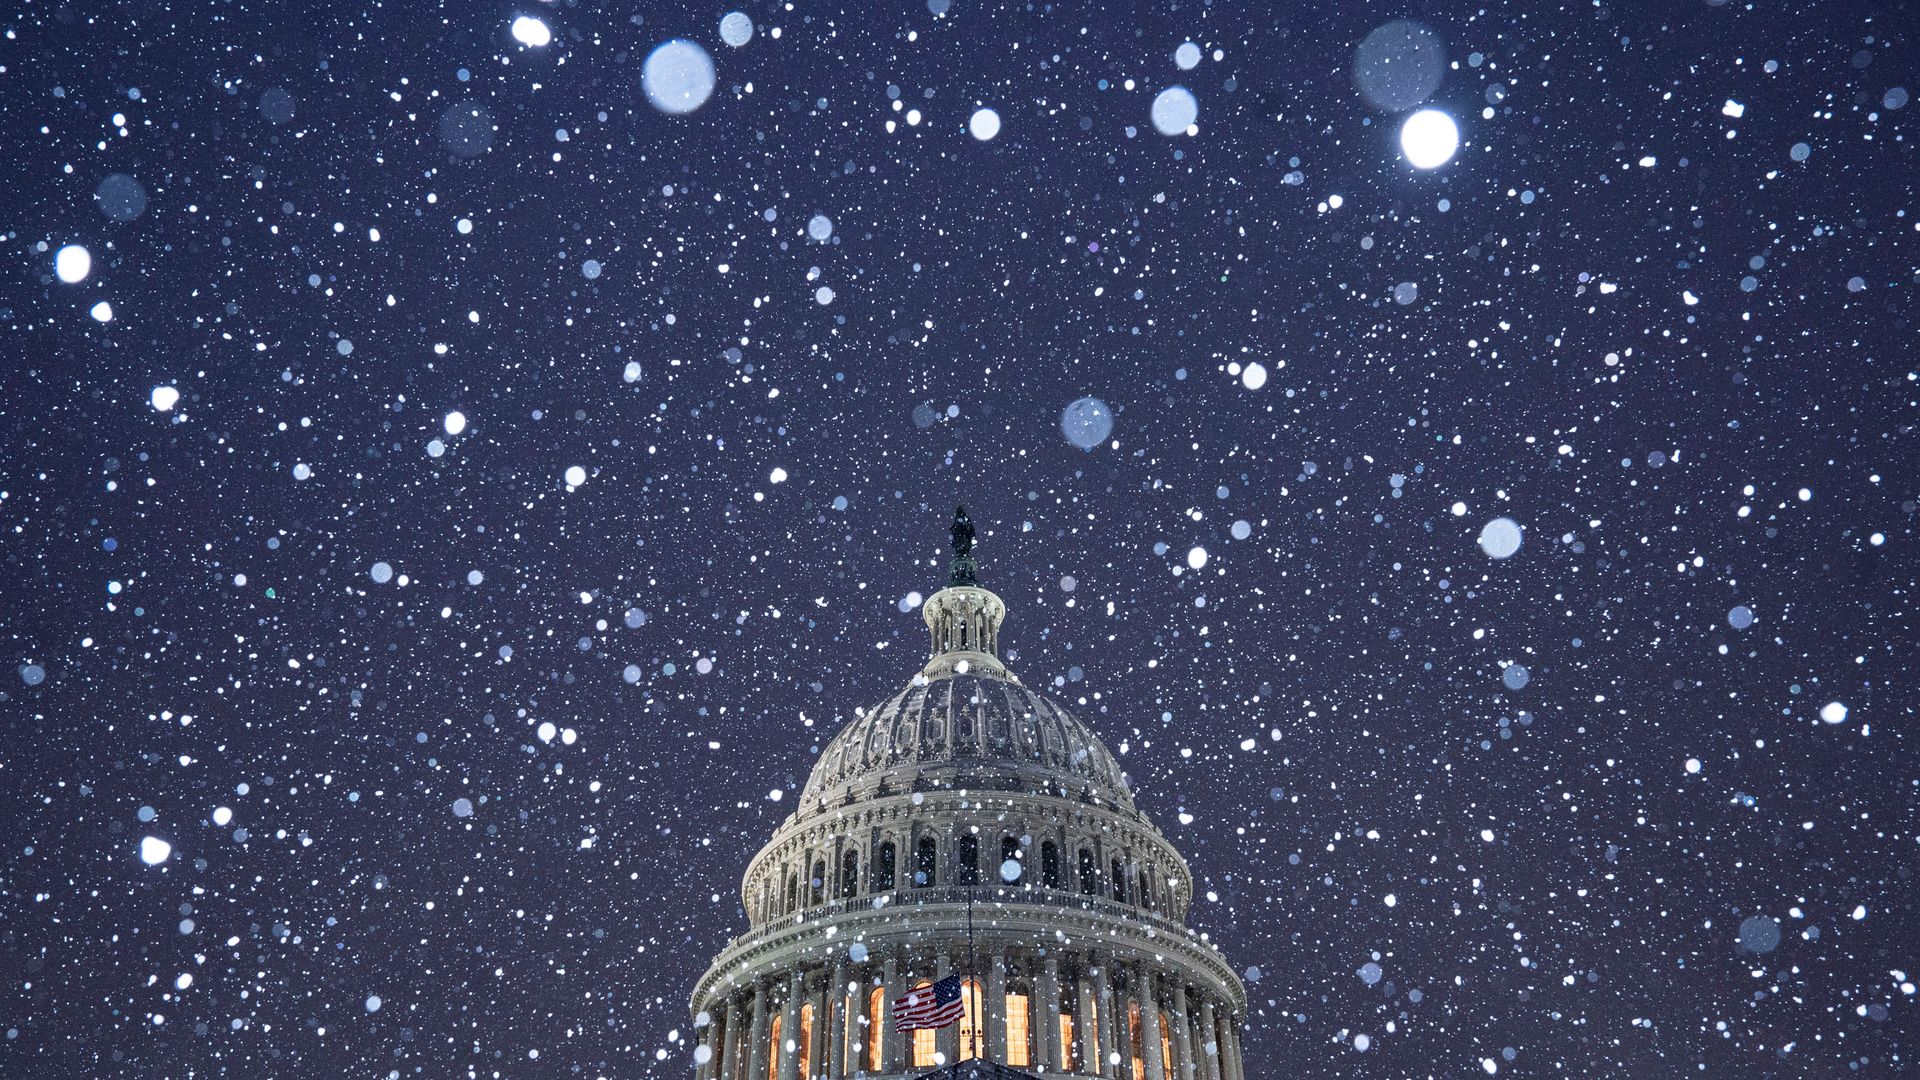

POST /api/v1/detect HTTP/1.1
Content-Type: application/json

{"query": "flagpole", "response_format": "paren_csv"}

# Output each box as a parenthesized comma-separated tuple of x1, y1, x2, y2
(966, 882, 980, 1063)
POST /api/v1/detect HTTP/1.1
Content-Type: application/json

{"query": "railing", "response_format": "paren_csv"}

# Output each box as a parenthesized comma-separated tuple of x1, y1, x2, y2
(720, 885, 1224, 959)
(694, 884, 1245, 1008)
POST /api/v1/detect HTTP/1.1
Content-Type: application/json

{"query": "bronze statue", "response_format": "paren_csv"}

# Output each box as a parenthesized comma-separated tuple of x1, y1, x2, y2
(950, 505, 975, 557)
(948, 505, 979, 586)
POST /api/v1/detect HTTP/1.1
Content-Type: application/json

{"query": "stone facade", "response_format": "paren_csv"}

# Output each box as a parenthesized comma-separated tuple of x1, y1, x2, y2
(690, 561, 1246, 1080)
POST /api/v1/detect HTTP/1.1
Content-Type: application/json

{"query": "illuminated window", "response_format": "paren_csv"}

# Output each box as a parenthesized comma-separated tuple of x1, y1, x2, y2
(1085, 997, 1100, 1070)
(769, 1014, 783, 1080)
(1159, 1021, 1172, 1080)
(1060, 1010, 1076, 1072)
(958, 979, 984, 1061)
(867, 987, 885, 1072)
(799, 1003, 814, 1080)
(1005, 992, 1031, 1068)
(911, 981, 936, 1067)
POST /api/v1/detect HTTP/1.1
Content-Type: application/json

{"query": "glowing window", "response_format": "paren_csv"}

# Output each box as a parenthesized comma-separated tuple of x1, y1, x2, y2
(911, 981, 936, 1067)
(867, 987, 886, 1072)
(1060, 1010, 1076, 1072)
(799, 1003, 814, 1080)
(958, 979, 984, 1061)
(1005, 992, 1031, 1067)
(768, 1014, 783, 1080)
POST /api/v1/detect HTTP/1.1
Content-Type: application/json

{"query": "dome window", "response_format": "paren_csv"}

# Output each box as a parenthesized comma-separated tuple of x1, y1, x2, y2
(956, 834, 980, 885)
(915, 836, 938, 887)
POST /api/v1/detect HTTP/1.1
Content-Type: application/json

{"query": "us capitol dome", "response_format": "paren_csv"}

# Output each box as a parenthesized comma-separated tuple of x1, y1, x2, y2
(690, 509, 1247, 1080)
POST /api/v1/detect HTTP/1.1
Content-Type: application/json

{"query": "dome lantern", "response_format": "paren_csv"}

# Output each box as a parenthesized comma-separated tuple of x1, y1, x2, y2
(921, 505, 1009, 680)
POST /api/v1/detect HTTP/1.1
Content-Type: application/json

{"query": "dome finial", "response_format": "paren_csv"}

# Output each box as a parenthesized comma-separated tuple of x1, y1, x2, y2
(948, 504, 979, 586)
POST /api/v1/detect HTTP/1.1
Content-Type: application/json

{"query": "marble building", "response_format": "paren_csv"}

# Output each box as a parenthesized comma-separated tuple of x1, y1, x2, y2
(690, 511, 1246, 1080)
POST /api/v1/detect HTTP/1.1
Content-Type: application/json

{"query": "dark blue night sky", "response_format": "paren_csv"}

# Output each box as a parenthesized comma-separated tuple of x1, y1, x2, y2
(4, 0, 1914, 1076)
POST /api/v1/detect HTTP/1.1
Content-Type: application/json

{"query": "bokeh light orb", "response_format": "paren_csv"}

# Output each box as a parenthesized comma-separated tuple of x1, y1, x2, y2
(1151, 87, 1198, 136)
(719, 12, 754, 48)
(1400, 108, 1459, 169)
(1061, 397, 1113, 449)
(643, 39, 717, 116)
(510, 16, 551, 48)
(1478, 516, 1522, 559)
(55, 244, 91, 284)
(1354, 20, 1446, 112)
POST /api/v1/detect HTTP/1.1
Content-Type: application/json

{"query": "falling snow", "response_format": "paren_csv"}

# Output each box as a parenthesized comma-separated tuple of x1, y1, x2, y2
(3, 5, 1912, 1080)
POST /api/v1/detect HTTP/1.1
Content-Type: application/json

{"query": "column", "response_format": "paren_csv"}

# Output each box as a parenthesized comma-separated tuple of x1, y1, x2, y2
(936, 952, 959, 1066)
(827, 963, 848, 1080)
(1076, 971, 1097, 1075)
(811, 968, 834, 1080)
(780, 971, 804, 1080)
(882, 957, 904, 1074)
(1038, 957, 1061, 1073)
(1170, 986, 1193, 1080)
(722, 993, 743, 1080)
(1137, 970, 1164, 1080)
(1096, 966, 1119, 1079)
(1196, 999, 1218, 1080)
(988, 954, 1010, 1064)
(700, 999, 726, 1080)
(748, 981, 771, 1080)
(1224, 1015, 1243, 1080)
(1213, 1015, 1232, 1080)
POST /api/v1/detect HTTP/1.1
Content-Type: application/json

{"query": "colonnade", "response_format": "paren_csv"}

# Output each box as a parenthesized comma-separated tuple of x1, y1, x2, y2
(695, 948, 1243, 1080)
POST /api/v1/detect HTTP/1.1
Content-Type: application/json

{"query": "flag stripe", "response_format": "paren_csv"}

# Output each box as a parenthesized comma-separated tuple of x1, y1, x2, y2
(892, 975, 966, 1030)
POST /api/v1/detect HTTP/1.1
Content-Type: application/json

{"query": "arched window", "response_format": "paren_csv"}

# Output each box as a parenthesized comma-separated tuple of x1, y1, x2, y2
(786, 872, 799, 914)
(1081, 995, 1100, 1073)
(1042, 841, 1062, 889)
(768, 1013, 783, 1080)
(798, 1002, 816, 1080)
(958, 979, 984, 1061)
(840, 850, 859, 898)
(875, 841, 897, 892)
(910, 981, 937, 1067)
(1159, 1017, 1173, 1080)
(916, 836, 938, 887)
(1000, 836, 1023, 885)
(1138, 869, 1152, 912)
(811, 860, 827, 906)
(1060, 1006, 1077, 1072)
(957, 834, 979, 886)
(1005, 989, 1032, 1068)
(867, 987, 886, 1072)
(1111, 859, 1128, 904)
(1079, 848, 1098, 894)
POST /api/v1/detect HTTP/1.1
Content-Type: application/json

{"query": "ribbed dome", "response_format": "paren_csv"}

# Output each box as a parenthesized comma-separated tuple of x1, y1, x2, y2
(800, 671, 1133, 811)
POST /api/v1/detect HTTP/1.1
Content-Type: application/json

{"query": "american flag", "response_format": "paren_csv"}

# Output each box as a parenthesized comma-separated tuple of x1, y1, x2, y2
(892, 974, 966, 1031)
